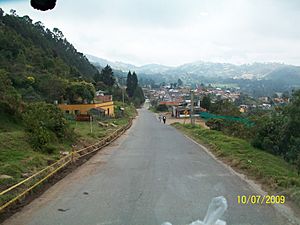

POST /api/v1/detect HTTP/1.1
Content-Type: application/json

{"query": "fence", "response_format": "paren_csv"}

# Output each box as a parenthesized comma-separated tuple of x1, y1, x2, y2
(0, 118, 133, 213)
(199, 112, 254, 126)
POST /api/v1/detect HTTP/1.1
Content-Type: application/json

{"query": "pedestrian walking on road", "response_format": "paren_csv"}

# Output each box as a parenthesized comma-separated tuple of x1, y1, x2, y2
(163, 116, 166, 124)
(159, 114, 162, 122)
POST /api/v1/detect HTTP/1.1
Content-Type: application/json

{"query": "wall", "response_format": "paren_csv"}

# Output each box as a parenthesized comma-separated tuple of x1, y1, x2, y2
(58, 102, 114, 116)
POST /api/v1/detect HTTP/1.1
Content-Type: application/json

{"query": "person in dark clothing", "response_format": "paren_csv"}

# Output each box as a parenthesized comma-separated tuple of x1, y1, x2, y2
(163, 116, 166, 124)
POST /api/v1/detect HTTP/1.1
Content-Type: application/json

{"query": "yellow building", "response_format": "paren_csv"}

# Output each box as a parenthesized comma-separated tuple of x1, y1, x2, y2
(58, 101, 114, 117)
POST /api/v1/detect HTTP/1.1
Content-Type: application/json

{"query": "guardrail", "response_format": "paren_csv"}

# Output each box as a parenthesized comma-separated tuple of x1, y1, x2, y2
(0, 118, 133, 213)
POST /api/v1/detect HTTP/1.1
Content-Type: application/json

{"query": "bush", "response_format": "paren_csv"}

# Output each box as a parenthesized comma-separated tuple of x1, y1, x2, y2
(23, 102, 71, 152)
(251, 90, 300, 163)
(156, 104, 168, 112)
(206, 118, 255, 140)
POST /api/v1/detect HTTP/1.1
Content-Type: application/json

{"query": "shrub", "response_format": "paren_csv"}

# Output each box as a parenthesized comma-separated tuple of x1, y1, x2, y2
(206, 118, 255, 140)
(23, 102, 71, 152)
(205, 118, 224, 131)
(156, 104, 168, 112)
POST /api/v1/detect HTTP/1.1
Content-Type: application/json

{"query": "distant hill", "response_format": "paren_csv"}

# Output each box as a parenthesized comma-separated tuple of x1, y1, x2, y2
(87, 54, 300, 96)
(86, 54, 299, 82)
(264, 66, 300, 84)
(86, 54, 172, 74)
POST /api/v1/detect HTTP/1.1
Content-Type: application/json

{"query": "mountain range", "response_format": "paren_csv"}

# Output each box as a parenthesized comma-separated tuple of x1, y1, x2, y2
(86, 54, 300, 85)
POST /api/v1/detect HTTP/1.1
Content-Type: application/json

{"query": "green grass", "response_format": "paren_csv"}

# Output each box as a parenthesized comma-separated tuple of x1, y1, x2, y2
(0, 103, 135, 189)
(173, 123, 300, 206)
(0, 130, 58, 187)
(69, 120, 109, 144)
(114, 101, 137, 118)
(148, 106, 158, 113)
(69, 101, 136, 144)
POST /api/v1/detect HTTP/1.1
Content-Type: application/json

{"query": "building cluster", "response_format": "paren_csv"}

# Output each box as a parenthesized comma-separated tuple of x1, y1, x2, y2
(147, 85, 241, 117)
(146, 83, 291, 115)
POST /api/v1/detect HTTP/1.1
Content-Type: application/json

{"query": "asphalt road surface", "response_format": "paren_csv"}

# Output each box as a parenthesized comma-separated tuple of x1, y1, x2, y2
(3, 109, 296, 225)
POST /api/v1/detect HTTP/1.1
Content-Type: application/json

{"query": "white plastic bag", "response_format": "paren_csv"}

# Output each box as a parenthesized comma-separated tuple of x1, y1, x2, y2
(162, 196, 227, 225)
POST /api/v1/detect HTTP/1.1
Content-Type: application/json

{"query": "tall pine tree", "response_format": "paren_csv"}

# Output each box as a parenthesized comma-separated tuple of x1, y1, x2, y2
(98, 65, 115, 86)
(132, 71, 138, 89)
(126, 71, 138, 98)
(126, 71, 133, 97)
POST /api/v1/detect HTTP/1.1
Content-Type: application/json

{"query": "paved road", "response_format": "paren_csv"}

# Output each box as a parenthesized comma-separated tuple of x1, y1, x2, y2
(3, 109, 295, 225)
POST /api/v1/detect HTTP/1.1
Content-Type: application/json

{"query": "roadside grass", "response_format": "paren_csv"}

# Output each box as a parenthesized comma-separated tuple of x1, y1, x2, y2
(69, 120, 109, 144)
(68, 117, 129, 144)
(0, 129, 59, 188)
(172, 123, 300, 207)
(114, 101, 137, 118)
(148, 106, 157, 113)
(0, 103, 136, 190)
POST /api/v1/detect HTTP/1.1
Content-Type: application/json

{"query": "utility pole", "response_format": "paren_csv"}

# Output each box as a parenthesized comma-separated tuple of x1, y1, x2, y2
(190, 90, 195, 126)
(119, 76, 127, 107)
(122, 87, 125, 107)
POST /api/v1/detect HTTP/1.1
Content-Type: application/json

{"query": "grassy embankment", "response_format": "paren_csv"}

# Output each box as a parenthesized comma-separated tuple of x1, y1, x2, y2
(0, 102, 136, 189)
(173, 123, 300, 206)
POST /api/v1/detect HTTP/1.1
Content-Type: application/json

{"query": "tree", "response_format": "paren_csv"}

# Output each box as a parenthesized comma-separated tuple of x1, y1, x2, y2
(132, 72, 138, 88)
(99, 65, 115, 86)
(65, 81, 95, 104)
(126, 71, 144, 106)
(0, 69, 21, 114)
(38, 76, 68, 103)
(251, 113, 286, 156)
(53, 27, 64, 40)
(132, 86, 145, 107)
(9, 9, 17, 16)
(177, 78, 183, 87)
(210, 99, 241, 116)
(201, 95, 211, 110)
(126, 71, 138, 97)
(156, 104, 168, 112)
(284, 90, 300, 159)
(0, 8, 4, 17)
(23, 102, 70, 151)
(251, 90, 300, 162)
(282, 91, 290, 99)
(126, 71, 135, 97)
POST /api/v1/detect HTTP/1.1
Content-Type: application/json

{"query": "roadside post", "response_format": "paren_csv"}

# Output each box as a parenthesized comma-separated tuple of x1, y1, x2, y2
(90, 115, 93, 134)
(190, 90, 195, 126)
(184, 109, 188, 124)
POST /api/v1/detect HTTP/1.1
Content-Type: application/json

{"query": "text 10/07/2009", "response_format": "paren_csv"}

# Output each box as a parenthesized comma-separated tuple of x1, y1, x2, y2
(237, 195, 285, 205)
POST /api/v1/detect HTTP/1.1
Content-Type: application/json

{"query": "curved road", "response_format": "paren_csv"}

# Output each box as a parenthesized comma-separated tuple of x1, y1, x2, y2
(3, 109, 295, 225)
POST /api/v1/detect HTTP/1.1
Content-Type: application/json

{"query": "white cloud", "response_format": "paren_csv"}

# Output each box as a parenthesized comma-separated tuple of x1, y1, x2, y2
(1, 0, 300, 66)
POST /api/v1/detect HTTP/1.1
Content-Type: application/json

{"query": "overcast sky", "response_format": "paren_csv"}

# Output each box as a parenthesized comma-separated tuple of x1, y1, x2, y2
(1, 0, 300, 66)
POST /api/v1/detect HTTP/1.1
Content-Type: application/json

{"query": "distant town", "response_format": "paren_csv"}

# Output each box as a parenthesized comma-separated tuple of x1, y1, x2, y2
(144, 81, 291, 117)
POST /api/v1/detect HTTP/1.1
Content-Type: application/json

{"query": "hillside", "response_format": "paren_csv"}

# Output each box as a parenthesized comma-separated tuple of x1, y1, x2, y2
(0, 10, 99, 103)
(0, 10, 142, 192)
(265, 66, 300, 84)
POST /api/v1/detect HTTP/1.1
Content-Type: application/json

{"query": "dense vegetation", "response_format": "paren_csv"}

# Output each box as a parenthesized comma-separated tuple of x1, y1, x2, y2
(204, 90, 300, 171)
(252, 91, 300, 163)
(126, 71, 145, 107)
(0, 9, 144, 143)
(23, 102, 73, 152)
(0, 9, 142, 186)
(0, 9, 100, 104)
